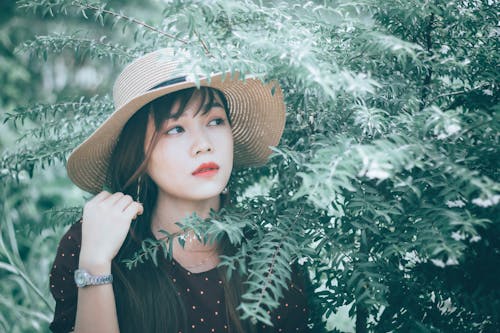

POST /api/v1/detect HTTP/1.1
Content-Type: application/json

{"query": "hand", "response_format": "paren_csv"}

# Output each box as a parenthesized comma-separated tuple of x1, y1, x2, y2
(79, 191, 144, 272)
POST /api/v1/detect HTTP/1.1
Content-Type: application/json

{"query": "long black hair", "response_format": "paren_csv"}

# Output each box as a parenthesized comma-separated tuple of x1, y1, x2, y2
(106, 87, 257, 333)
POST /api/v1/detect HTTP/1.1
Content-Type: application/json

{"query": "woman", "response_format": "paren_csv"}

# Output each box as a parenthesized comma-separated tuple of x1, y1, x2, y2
(49, 49, 310, 332)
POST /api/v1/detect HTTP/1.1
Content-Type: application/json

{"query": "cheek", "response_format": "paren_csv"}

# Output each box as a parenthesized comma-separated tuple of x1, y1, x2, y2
(224, 128, 234, 148)
(148, 141, 177, 174)
(228, 139, 234, 159)
(220, 132, 234, 160)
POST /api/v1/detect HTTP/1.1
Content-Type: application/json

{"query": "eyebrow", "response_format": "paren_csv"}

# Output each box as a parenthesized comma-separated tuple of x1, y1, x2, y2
(210, 102, 225, 109)
(170, 102, 226, 121)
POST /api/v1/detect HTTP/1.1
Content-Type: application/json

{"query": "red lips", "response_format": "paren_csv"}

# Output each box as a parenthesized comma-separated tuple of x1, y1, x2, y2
(192, 162, 220, 177)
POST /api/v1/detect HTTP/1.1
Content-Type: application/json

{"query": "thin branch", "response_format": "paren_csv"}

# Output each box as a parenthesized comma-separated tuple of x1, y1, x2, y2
(72, 1, 189, 45)
(254, 209, 303, 311)
(428, 83, 489, 105)
(460, 119, 493, 137)
(420, 13, 434, 111)
(193, 31, 211, 56)
(19, 34, 134, 59)
(255, 241, 284, 307)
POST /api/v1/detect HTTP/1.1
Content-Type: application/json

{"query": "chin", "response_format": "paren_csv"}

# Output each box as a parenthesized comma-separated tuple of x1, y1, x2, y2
(189, 188, 226, 201)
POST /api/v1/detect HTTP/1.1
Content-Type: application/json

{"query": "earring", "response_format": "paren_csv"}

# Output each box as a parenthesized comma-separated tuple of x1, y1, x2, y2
(136, 176, 142, 203)
(222, 187, 229, 195)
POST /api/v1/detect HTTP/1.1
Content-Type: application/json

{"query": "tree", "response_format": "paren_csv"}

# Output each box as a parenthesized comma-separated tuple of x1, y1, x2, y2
(2, 0, 498, 332)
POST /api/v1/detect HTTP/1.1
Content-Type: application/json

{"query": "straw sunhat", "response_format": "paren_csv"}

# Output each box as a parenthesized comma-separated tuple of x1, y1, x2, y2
(66, 48, 286, 194)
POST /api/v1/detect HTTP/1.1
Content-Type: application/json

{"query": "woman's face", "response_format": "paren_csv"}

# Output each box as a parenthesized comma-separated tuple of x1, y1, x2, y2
(144, 89, 234, 201)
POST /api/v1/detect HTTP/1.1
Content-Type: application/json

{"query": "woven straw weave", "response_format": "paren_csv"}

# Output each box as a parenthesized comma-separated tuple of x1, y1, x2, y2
(66, 49, 286, 194)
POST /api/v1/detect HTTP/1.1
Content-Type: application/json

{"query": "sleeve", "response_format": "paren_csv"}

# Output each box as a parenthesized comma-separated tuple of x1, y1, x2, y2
(49, 221, 82, 333)
(261, 263, 312, 333)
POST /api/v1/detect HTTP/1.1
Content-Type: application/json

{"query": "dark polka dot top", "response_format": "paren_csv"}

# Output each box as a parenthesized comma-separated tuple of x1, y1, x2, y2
(49, 222, 311, 332)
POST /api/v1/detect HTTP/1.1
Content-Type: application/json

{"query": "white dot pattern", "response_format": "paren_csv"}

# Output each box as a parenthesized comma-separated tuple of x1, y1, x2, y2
(49, 222, 311, 332)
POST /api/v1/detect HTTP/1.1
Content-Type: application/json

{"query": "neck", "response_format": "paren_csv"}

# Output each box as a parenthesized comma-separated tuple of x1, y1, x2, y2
(151, 191, 221, 253)
(152, 191, 220, 233)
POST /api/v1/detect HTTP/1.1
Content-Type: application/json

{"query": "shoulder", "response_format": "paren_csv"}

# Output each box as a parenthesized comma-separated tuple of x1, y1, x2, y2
(49, 221, 82, 332)
(54, 220, 82, 259)
(50, 221, 82, 286)
(52, 221, 82, 265)
(58, 220, 82, 248)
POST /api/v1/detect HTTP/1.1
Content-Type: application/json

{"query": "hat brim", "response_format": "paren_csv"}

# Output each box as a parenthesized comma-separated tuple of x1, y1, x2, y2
(66, 72, 285, 194)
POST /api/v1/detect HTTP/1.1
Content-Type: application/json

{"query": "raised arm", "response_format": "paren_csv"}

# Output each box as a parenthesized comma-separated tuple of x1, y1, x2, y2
(73, 191, 143, 333)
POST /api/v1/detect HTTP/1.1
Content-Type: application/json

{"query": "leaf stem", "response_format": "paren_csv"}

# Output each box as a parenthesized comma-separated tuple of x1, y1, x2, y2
(254, 209, 302, 310)
(72, 1, 189, 45)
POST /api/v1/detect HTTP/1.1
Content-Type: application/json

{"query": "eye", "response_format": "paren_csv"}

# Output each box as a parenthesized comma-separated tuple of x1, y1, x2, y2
(208, 118, 225, 126)
(166, 126, 184, 135)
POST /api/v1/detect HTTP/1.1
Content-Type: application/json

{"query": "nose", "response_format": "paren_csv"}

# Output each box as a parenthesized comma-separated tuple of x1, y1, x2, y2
(191, 131, 214, 156)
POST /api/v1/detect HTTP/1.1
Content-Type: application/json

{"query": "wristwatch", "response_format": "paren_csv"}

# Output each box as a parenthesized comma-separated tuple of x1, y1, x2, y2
(74, 268, 113, 288)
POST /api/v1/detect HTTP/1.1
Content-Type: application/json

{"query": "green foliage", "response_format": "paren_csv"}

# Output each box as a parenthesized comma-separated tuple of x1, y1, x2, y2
(17, 33, 137, 63)
(2, 96, 113, 179)
(2, 0, 499, 332)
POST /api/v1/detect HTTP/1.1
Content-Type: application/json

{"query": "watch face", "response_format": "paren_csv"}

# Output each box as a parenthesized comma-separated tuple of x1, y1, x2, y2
(74, 270, 87, 287)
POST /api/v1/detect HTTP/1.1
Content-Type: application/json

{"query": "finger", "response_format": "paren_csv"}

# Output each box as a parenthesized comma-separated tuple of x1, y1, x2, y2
(93, 191, 112, 203)
(115, 195, 134, 212)
(123, 202, 141, 220)
(104, 192, 125, 205)
(124, 202, 143, 221)
(137, 203, 144, 216)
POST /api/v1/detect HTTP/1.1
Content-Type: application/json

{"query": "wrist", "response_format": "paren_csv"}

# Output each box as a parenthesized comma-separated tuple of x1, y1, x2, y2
(74, 268, 113, 288)
(78, 256, 112, 275)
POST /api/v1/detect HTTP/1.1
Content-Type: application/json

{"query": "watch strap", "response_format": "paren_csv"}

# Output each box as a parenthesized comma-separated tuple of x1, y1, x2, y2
(75, 268, 113, 288)
(88, 273, 113, 285)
